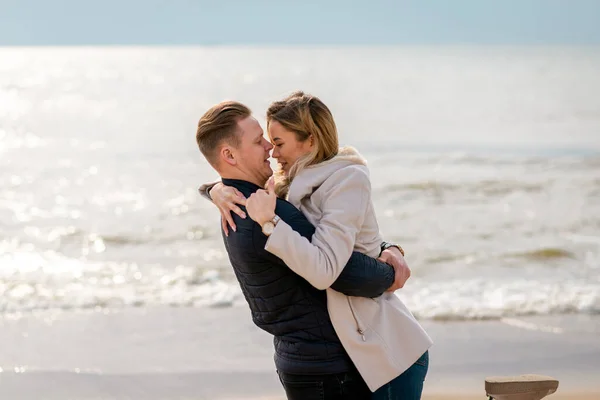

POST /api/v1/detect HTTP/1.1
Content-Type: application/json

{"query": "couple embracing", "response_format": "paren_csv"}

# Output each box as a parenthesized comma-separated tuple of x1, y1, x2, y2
(195, 91, 432, 400)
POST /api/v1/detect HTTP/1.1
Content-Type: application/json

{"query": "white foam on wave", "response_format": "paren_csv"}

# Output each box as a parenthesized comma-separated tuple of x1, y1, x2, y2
(399, 277, 600, 320)
(2, 245, 599, 320)
(0, 246, 243, 313)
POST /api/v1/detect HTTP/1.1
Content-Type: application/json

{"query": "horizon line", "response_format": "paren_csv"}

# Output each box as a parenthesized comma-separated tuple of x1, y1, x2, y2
(2, 43, 600, 48)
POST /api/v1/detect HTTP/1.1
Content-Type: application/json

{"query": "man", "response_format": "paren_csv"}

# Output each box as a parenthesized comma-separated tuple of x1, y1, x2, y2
(196, 101, 410, 400)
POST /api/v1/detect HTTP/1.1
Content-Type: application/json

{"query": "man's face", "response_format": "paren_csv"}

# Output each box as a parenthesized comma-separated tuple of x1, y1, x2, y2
(231, 116, 274, 187)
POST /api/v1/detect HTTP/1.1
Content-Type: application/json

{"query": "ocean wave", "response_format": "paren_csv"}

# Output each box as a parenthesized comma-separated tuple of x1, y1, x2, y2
(380, 179, 546, 196)
(0, 253, 242, 313)
(21, 226, 212, 250)
(2, 254, 598, 321)
(2, 280, 597, 321)
(507, 247, 575, 260)
(99, 230, 211, 245)
(425, 247, 576, 266)
(373, 150, 600, 168)
(402, 278, 600, 321)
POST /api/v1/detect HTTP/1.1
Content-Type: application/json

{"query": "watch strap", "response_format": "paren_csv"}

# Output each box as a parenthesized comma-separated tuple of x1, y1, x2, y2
(380, 241, 405, 256)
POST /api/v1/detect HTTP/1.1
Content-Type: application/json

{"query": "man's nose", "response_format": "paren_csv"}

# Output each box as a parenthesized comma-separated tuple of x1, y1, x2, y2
(265, 140, 273, 151)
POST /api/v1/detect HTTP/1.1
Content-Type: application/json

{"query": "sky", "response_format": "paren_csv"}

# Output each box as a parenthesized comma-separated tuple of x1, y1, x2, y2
(1, 0, 599, 45)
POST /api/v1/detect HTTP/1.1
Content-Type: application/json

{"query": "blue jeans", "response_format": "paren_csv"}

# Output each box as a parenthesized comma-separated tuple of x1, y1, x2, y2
(277, 367, 371, 400)
(372, 351, 429, 400)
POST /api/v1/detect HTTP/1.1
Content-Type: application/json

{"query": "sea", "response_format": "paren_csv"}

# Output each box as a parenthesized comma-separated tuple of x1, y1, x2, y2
(1, 46, 599, 321)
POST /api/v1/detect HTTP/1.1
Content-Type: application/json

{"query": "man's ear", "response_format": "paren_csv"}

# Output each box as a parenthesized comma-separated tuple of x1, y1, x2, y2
(219, 146, 237, 166)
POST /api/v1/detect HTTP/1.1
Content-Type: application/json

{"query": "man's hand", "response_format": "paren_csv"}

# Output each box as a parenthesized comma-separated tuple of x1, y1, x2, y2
(378, 246, 411, 292)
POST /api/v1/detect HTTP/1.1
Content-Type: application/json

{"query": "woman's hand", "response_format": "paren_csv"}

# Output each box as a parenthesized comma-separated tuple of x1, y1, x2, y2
(246, 177, 277, 227)
(209, 182, 247, 236)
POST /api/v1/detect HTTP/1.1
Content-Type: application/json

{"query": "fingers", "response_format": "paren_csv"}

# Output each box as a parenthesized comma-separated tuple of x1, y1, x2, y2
(220, 188, 246, 230)
(387, 257, 402, 271)
(235, 195, 247, 206)
(225, 212, 237, 233)
(267, 176, 275, 195)
(231, 205, 246, 219)
(379, 255, 399, 291)
(221, 215, 229, 236)
(397, 266, 410, 288)
(378, 251, 395, 266)
(220, 208, 237, 235)
(232, 189, 247, 206)
(385, 261, 411, 292)
(233, 188, 247, 202)
(394, 268, 404, 290)
(382, 259, 399, 292)
(221, 187, 245, 204)
(397, 277, 405, 289)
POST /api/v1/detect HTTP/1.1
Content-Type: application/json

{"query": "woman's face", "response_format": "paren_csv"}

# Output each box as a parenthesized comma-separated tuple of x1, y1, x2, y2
(268, 120, 312, 175)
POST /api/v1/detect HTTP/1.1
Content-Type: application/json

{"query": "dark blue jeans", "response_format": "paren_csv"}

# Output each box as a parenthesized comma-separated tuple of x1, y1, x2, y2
(277, 367, 371, 400)
(372, 351, 429, 400)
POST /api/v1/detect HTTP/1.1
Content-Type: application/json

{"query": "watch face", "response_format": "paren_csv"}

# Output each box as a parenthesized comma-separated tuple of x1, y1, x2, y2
(262, 222, 274, 235)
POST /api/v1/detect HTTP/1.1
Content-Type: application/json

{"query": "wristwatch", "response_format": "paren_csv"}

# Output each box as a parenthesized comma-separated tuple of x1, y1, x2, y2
(381, 241, 405, 256)
(262, 215, 281, 236)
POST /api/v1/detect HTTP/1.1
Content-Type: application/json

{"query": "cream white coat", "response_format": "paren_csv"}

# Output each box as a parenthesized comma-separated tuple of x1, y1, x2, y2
(265, 147, 433, 392)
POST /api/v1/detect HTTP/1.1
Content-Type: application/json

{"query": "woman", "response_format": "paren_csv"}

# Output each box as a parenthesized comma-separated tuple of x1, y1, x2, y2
(206, 91, 432, 399)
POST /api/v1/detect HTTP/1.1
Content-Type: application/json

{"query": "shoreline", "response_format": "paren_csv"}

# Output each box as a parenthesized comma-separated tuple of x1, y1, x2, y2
(1, 307, 599, 399)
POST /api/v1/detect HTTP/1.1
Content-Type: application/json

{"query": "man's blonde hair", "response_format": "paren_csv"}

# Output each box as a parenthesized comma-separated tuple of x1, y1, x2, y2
(196, 101, 251, 166)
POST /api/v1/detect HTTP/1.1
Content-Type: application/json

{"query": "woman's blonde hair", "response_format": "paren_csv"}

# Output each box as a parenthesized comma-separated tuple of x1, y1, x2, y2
(266, 91, 339, 197)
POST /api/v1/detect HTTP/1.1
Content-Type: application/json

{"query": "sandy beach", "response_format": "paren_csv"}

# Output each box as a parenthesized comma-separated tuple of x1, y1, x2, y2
(1, 306, 599, 400)
(424, 396, 598, 400)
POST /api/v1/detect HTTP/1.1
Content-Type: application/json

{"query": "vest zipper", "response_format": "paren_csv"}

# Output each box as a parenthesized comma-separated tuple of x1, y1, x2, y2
(347, 297, 366, 342)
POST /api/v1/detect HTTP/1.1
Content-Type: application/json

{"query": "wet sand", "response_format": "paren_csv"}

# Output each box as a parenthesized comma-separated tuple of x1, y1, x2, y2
(1, 306, 599, 399)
